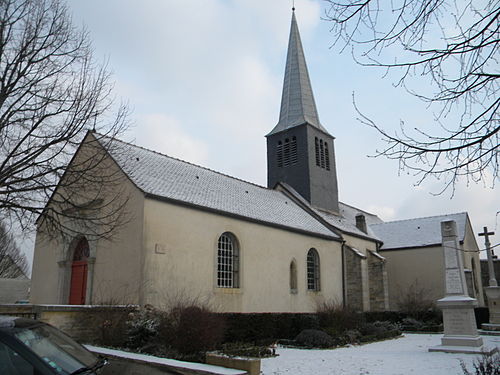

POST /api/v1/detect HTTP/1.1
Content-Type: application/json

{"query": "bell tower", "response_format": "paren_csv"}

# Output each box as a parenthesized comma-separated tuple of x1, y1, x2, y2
(266, 10, 339, 213)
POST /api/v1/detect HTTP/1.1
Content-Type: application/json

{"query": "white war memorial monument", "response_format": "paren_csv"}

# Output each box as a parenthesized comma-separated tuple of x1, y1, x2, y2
(429, 220, 497, 354)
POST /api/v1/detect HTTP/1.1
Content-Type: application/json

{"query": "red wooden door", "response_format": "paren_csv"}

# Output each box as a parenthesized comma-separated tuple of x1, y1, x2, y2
(69, 260, 88, 305)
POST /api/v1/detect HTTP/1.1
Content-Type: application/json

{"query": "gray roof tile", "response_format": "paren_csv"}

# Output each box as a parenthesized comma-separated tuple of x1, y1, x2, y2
(371, 212, 468, 250)
(98, 135, 339, 240)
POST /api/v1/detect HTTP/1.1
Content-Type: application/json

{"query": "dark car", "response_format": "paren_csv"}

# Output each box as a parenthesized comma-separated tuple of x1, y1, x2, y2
(0, 316, 108, 375)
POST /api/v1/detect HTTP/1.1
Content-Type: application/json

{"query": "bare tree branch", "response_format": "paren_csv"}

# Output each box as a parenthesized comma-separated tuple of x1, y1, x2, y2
(0, 0, 130, 240)
(325, 0, 499, 192)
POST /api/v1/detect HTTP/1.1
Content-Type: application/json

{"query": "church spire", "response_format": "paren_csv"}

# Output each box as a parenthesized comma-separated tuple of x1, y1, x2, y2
(267, 11, 329, 136)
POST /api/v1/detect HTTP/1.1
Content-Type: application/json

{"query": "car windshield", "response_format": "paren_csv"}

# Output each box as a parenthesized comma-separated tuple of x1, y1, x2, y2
(14, 323, 98, 374)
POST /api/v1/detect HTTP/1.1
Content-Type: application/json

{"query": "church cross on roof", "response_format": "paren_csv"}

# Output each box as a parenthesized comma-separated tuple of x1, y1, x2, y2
(267, 10, 330, 137)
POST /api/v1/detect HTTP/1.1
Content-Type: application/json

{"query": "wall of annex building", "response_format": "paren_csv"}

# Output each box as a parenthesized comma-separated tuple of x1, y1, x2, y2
(141, 198, 343, 313)
(30, 139, 146, 305)
(381, 246, 445, 311)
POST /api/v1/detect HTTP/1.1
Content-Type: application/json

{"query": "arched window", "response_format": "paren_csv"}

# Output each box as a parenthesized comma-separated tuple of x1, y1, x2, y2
(277, 141, 283, 167)
(217, 232, 240, 288)
(290, 259, 298, 293)
(307, 248, 320, 291)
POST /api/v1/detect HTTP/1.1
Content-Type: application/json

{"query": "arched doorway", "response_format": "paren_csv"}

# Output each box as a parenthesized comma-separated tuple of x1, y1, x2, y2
(68, 237, 89, 305)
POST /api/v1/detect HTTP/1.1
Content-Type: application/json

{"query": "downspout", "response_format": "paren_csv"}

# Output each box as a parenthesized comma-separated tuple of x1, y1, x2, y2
(341, 240, 346, 309)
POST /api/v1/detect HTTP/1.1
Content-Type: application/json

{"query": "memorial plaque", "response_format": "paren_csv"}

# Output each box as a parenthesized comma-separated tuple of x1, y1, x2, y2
(446, 269, 464, 294)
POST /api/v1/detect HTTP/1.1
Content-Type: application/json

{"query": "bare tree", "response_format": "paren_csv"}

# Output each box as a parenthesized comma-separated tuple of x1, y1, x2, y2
(325, 0, 499, 192)
(0, 0, 129, 239)
(0, 221, 29, 278)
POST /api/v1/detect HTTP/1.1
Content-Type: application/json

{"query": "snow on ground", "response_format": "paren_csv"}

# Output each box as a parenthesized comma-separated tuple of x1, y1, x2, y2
(261, 334, 500, 375)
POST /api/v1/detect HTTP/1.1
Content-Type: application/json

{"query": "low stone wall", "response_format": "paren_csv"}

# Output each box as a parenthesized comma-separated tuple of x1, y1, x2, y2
(0, 278, 30, 303)
(0, 304, 137, 345)
(206, 353, 258, 375)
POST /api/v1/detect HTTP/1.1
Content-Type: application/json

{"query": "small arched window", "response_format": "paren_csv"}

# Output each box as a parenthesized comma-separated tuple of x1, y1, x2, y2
(290, 259, 298, 293)
(307, 248, 320, 291)
(217, 232, 240, 288)
(73, 237, 90, 261)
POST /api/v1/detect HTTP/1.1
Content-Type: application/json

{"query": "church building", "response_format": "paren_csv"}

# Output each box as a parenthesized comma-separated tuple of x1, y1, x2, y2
(31, 11, 481, 312)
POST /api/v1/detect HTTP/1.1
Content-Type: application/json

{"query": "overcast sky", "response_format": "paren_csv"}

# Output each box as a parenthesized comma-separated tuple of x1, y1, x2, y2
(23, 0, 498, 263)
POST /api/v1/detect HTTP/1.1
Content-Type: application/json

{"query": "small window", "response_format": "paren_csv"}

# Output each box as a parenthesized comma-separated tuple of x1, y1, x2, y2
(307, 248, 320, 291)
(290, 259, 298, 293)
(217, 232, 240, 288)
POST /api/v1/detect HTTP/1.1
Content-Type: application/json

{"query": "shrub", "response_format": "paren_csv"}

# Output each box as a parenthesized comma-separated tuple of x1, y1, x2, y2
(397, 281, 436, 320)
(163, 304, 226, 356)
(220, 342, 273, 358)
(316, 300, 364, 336)
(461, 353, 500, 375)
(294, 329, 334, 348)
(126, 305, 163, 352)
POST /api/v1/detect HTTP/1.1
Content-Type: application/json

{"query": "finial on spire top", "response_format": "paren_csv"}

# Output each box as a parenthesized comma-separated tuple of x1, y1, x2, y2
(292, 0, 295, 11)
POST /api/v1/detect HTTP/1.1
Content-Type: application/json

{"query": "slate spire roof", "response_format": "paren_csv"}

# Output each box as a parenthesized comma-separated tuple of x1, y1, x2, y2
(267, 10, 330, 136)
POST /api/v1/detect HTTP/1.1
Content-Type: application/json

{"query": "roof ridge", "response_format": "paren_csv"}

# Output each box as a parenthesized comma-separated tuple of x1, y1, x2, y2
(95, 132, 269, 191)
(371, 211, 468, 226)
(338, 201, 380, 217)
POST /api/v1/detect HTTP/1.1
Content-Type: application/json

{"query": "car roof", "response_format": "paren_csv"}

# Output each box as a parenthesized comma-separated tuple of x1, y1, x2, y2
(0, 316, 41, 331)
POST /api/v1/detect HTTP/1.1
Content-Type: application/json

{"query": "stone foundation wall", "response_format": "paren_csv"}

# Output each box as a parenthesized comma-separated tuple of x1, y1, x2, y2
(345, 249, 363, 311)
(0, 304, 137, 344)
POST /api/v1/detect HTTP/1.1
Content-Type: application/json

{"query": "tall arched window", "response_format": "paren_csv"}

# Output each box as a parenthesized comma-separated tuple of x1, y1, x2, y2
(290, 259, 298, 293)
(307, 248, 320, 291)
(217, 232, 240, 288)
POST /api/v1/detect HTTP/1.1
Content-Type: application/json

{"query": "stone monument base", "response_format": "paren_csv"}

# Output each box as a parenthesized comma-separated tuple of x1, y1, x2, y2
(429, 344, 498, 355)
(480, 323, 500, 336)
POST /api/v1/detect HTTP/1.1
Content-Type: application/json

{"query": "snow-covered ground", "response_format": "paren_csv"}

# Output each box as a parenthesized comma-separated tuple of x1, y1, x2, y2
(261, 334, 500, 375)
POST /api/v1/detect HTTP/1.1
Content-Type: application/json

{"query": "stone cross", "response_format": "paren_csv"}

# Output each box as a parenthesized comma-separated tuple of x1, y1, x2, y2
(479, 227, 497, 287)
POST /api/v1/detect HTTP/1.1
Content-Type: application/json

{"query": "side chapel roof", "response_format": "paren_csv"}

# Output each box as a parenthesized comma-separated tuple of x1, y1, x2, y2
(95, 134, 339, 240)
(267, 11, 330, 137)
(371, 212, 469, 250)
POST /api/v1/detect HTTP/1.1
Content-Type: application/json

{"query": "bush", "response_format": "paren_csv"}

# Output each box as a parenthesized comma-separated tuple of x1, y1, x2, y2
(219, 342, 273, 358)
(397, 281, 436, 320)
(316, 300, 364, 336)
(126, 305, 163, 352)
(163, 304, 226, 356)
(294, 329, 334, 348)
(461, 353, 500, 375)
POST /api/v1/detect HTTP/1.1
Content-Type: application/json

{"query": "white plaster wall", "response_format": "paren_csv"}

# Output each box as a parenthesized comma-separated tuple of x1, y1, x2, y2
(381, 246, 445, 311)
(142, 198, 343, 313)
(30, 138, 145, 305)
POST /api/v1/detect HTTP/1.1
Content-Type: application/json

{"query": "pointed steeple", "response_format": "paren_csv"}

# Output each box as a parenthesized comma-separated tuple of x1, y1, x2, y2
(267, 11, 329, 136)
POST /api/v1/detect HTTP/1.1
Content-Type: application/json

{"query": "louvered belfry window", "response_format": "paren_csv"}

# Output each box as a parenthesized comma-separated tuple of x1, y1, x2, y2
(307, 248, 320, 291)
(217, 232, 240, 288)
(277, 137, 298, 167)
(315, 137, 330, 171)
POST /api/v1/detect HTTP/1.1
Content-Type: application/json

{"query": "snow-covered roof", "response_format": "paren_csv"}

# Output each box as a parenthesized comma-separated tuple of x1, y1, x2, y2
(96, 135, 338, 240)
(315, 202, 383, 241)
(371, 212, 468, 250)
